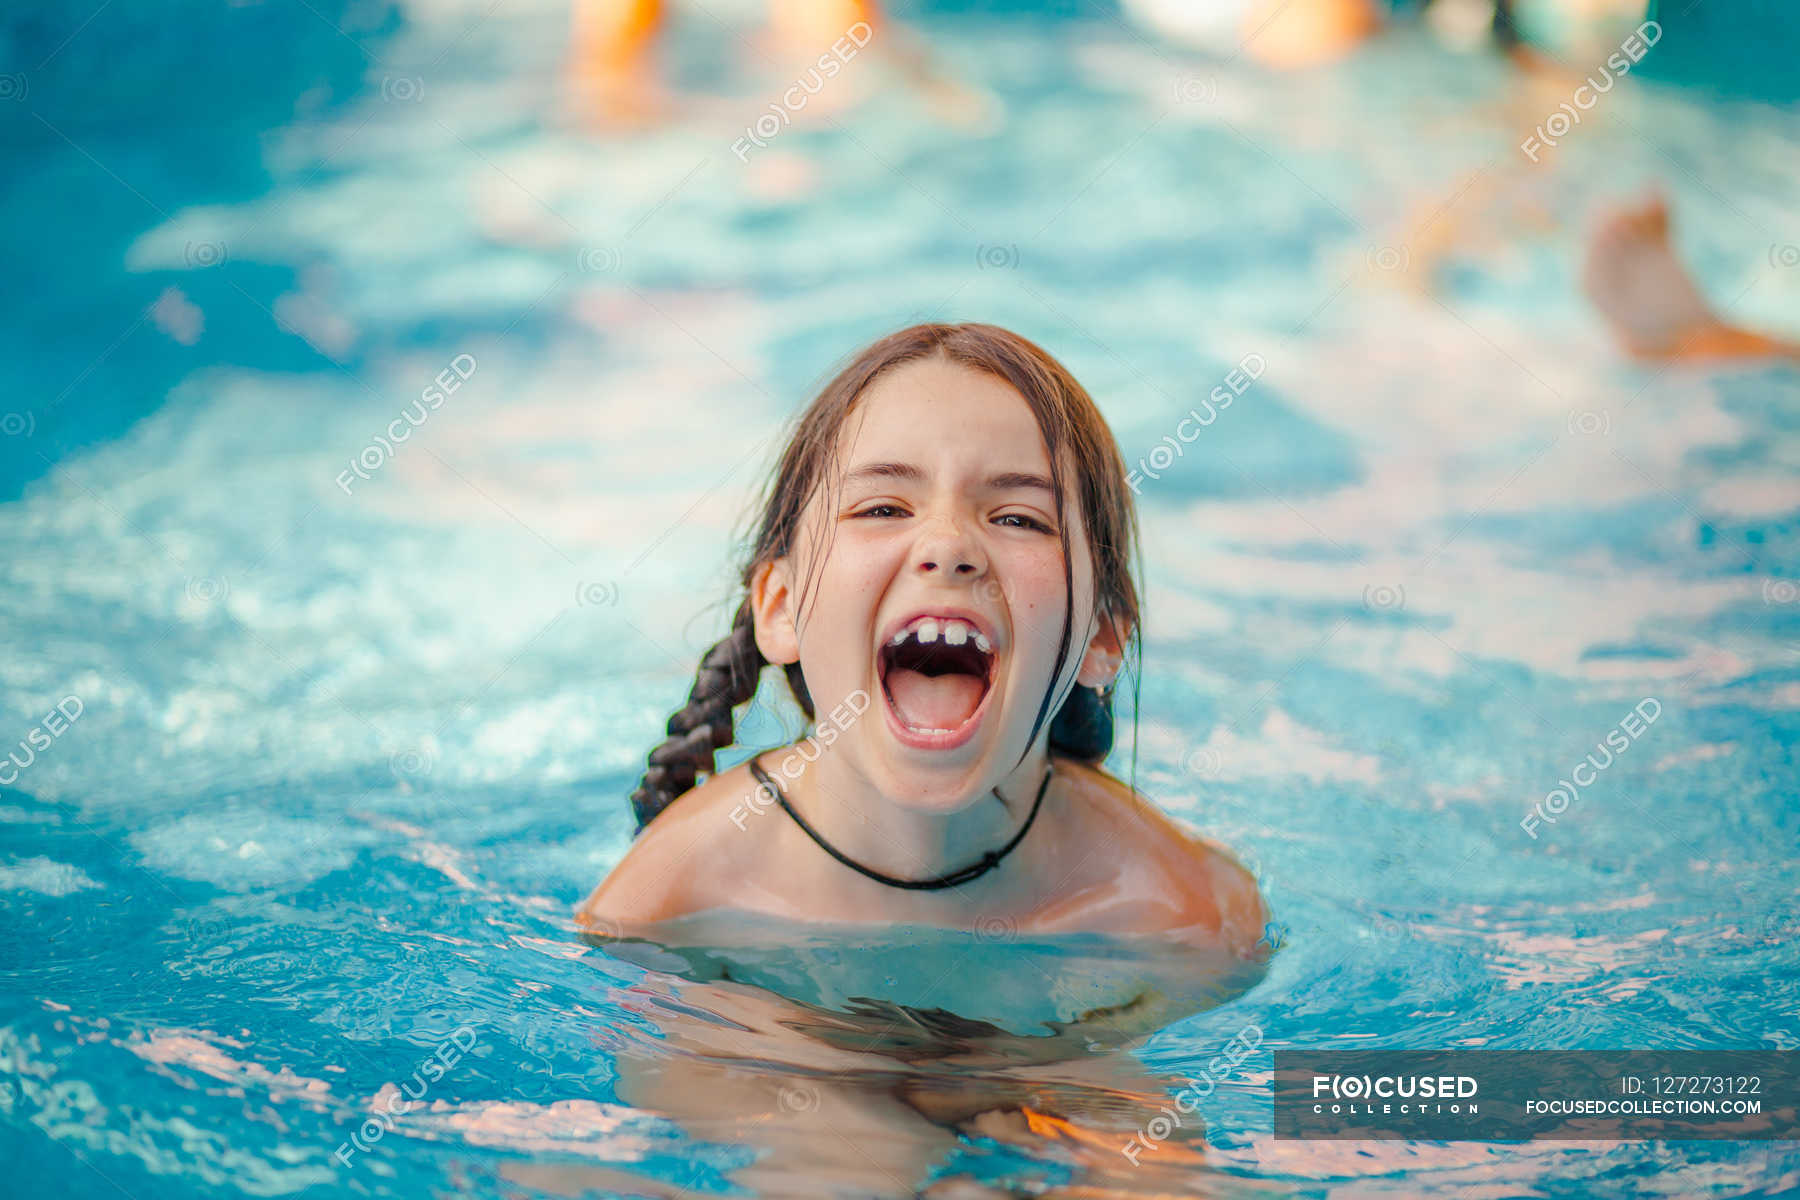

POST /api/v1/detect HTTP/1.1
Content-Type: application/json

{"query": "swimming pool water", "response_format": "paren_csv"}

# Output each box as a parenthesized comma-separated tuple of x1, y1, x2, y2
(3, 0, 1799, 1196)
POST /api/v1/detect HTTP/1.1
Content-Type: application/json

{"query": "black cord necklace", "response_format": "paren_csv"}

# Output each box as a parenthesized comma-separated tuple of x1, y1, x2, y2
(748, 758, 1053, 891)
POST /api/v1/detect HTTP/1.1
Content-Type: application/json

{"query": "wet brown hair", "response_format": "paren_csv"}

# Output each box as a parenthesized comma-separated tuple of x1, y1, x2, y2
(629, 322, 1144, 831)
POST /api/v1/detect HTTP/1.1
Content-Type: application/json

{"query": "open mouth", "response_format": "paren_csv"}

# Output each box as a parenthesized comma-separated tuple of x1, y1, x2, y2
(877, 616, 997, 746)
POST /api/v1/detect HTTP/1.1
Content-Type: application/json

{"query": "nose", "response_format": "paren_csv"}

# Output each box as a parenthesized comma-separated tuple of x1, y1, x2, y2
(911, 512, 987, 578)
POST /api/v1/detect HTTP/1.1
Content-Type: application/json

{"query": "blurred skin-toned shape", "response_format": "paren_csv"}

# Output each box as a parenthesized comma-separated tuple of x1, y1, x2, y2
(566, 0, 995, 129)
(497, 931, 1259, 1197)
(1240, 0, 1383, 69)
(1194, 0, 1800, 364)
(567, 0, 666, 125)
(767, 0, 880, 49)
(1581, 191, 1800, 363)
(1122, 0, 1382, 66)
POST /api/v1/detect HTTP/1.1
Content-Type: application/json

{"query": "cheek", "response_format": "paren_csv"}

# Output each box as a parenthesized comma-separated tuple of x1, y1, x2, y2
(1005, 551, 1073, 632)
(815, 543, 888, 617)
(1004, 539, 1100, 652)
(799, 552, 885, 676)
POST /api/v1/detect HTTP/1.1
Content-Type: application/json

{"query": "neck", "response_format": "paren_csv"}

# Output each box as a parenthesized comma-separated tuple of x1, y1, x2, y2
(763, 746, 1053, 891)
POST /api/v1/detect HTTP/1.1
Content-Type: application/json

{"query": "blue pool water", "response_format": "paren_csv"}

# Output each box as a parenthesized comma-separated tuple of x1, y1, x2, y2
(4, 1, 1800, 1196)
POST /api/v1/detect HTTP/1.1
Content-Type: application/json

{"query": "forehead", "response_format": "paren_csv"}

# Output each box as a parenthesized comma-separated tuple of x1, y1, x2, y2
(837, 357, 1051, 473)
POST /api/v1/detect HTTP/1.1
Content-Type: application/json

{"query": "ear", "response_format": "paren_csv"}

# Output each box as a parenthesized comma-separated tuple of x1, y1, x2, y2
(749, 557, 802, 665)
(1076, 609, 1129, 688)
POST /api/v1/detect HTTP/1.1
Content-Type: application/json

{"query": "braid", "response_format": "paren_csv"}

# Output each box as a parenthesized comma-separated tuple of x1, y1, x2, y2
(629, 598, 766, 832)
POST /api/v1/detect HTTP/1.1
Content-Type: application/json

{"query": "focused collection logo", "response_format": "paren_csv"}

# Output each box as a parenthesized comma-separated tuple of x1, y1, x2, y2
(1311, 1072, 1480, 1114)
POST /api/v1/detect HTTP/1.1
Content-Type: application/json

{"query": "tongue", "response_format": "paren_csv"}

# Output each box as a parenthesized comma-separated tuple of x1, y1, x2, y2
(886, 668, 985, 731)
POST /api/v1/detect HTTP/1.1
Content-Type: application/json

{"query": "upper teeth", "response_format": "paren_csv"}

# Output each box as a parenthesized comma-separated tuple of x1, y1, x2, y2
(889, 617, 992, 654)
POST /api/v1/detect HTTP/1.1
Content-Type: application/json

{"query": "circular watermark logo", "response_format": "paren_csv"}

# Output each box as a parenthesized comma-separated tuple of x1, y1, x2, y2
(186, 576, 229, 604)
(975, 915, 1017, 943)
(1367, 245, 1410, 273)
(1567, 409, 1611, 436)
(1174, 73, 1217, 103)
(390, 748, 434, 782)
(1363, 583, 1405, 612)
(1181, 747, 1223, 777)
(577, 246, 622, 273)
(576, 580, 620, 607)
(776, 1083, 820, 1114)
(184, 241, 228, 269)
(975, 243, 1019, 271)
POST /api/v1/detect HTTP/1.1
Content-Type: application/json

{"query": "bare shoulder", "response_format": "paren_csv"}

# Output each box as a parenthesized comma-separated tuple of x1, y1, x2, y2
(574, 760, 772, 935)
(1040, 758, 1269, 952)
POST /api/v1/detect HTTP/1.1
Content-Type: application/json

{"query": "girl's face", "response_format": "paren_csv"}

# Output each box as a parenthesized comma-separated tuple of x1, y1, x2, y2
(753, 356, 1120, 812)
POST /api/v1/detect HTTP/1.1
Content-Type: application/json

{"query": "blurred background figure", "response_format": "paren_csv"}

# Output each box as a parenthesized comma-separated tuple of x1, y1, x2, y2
(1488, 0, 1800, 361)
(568, 0, 995, 128)
(568, 0, 668, 124)
(1122, 0, 1800, 364)
(1583, 190, 1800, 363)
(1122, 0, 1383, 68)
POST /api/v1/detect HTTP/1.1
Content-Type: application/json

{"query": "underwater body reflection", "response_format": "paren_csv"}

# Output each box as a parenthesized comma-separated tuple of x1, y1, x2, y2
(512, 915, 1271, 1198)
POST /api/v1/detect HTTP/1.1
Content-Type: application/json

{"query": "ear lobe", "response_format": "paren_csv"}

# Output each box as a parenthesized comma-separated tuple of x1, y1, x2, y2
(1075, 610, 1129, 688)
(750, 558, 802, 665)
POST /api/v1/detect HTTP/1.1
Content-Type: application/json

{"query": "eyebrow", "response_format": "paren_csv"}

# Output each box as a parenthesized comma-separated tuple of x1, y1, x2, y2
(841, 461, 1055, 494)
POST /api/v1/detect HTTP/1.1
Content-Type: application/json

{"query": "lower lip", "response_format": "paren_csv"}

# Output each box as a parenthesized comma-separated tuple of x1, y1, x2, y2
(878, 666, 997, 752)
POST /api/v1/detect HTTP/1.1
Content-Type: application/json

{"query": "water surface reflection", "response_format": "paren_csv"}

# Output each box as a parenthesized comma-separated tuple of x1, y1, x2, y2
(533, 916, 1270, 1197)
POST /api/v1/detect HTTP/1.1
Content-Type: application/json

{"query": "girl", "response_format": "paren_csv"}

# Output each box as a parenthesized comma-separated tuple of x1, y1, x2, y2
(578, 323, 1267, 957)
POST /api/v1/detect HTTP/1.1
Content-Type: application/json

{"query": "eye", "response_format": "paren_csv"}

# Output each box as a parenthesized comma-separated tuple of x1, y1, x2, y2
(853, 504, 910, 519)
(994, 512, 1053, 533)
